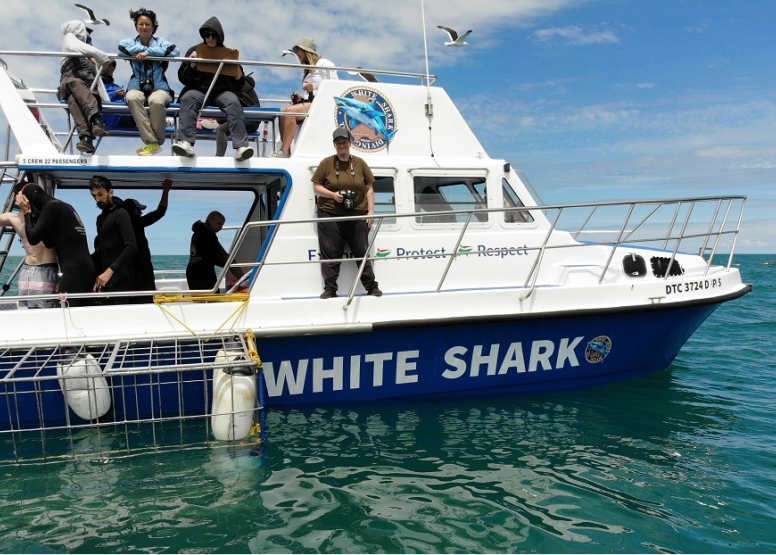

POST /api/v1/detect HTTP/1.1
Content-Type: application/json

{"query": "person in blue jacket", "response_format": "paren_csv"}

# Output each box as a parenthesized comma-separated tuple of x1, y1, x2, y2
(100, 61, 135, 128)
(118, 7, 179, 156)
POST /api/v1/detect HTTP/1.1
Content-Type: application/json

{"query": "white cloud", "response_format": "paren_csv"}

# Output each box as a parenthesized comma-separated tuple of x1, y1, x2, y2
(685, 23, 709, 34)
(532, 25, 620, 45)
(613, 82, 657, 90)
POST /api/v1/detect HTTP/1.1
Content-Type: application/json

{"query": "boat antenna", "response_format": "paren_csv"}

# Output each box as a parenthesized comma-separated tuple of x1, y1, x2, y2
(420, 0, 437, 162)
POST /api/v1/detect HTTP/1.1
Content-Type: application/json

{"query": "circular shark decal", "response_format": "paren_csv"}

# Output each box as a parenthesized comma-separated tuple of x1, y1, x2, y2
(334, 87, 397, 152)
(585, 335, 612, 364)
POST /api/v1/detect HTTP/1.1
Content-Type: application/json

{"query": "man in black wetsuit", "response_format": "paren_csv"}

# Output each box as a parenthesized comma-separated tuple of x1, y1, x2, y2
(16, 183, 95, 307)
(185, 211, 242, 290)
(89, 176, 137, 303)
(123, 178, 172, 303)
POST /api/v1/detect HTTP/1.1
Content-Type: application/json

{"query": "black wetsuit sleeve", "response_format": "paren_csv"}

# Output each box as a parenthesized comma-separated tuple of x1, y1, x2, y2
(109, 209, 138, 273)
(24, 211, 53, 248)
(140, 204, 167, 227)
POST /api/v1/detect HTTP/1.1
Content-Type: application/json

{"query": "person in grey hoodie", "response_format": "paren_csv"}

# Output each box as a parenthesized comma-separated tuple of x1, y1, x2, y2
(58, 20, 112, 154)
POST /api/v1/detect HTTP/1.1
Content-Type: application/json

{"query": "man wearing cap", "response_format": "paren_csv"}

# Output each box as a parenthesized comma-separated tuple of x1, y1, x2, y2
(89, 176, 137, 303)
(312, 128, 381, 299)
(123, 179, 172, 302)
(272, 37, 338, 158)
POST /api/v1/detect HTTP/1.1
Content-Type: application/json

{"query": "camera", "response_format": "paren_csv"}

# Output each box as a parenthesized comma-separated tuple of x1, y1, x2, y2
(140, 79, 154, 94)
(341, 190, 356, 211)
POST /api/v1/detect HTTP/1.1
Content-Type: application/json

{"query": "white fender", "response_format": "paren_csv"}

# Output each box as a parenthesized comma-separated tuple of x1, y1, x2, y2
(56, 353, 111, 421)
(211, 349, 257, 441)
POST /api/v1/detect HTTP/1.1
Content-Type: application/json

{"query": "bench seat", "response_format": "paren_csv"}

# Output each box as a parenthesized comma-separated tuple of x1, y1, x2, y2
(95, 102, 279, 153)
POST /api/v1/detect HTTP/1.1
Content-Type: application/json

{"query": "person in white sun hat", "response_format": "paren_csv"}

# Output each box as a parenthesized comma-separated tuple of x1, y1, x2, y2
(272, 37, 338, 158)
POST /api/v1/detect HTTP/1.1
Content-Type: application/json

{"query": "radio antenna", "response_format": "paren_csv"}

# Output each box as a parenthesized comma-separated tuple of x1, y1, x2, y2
(420, 0, 433, 117)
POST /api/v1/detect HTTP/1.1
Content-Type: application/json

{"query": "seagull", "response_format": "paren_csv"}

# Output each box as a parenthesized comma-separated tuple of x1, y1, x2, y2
(281, 49, 296, 57)
(347, 69, 378, 83)
(437, 26, 472, 47)
(75, 4, 110, 26)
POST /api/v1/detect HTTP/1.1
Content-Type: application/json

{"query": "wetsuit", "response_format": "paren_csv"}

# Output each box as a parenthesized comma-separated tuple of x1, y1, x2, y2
(93, 198, 137, 300)
(126, 200, 167, 302)
(186, 220, 229, 290)
(22, 186, 94, 305)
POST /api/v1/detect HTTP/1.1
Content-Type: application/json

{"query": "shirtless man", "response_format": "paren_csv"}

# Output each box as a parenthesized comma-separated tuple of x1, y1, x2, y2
(16, 183, 95, 307)
(0, 206, 58, 308)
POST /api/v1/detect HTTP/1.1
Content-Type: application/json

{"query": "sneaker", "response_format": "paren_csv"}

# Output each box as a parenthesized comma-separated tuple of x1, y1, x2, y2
(234, 145, 254, 161)
(172, 140, 196, 157)
(200, 118, 220, 130)
(91, 115, 108, 137)
(320, 289, 337, 299)
(368, 287, 383, 297)
(136, 142, 161, 156)
(270, 150, 289, 158)
(76, 136, 95, 154)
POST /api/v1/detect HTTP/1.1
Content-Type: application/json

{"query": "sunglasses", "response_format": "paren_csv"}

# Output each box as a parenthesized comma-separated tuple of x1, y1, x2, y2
(202, 31, 217, 39)
(334, 139, 349, 145)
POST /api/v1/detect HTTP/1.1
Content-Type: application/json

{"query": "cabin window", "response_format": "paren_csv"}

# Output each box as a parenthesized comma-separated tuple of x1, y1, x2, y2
(413, 176, 487, 224)
(373, 176, 396, 226)
(502, 178, 534, 223)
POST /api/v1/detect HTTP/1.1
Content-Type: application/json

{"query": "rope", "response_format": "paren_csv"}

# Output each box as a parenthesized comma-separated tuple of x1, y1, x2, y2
(244, 329, 264, 441)
(152, 293, 252, 339)
(59, 293, 85, 343)
(244, 329, 262, 368)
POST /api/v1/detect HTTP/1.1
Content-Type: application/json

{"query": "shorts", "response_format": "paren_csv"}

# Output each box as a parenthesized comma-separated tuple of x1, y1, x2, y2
(18, 262, 59, 309)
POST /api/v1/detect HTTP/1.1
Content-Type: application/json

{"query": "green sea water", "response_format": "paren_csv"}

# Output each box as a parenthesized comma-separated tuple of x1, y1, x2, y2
(0, 254, 773, 553)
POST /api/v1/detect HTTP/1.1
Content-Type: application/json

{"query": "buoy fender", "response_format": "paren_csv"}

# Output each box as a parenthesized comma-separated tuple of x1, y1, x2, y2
(56, 354, 111, 420)
(211, 349, 257, 441)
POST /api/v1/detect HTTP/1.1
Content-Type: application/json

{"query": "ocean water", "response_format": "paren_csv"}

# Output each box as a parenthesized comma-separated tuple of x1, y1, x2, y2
(0, 254, 774, 553)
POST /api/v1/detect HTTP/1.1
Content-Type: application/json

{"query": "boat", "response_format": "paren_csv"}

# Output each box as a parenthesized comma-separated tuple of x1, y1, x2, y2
(0, 50, 751, 456)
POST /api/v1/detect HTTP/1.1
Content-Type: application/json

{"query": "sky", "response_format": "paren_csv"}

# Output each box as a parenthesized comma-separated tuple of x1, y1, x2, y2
(0, 0, 774, 254)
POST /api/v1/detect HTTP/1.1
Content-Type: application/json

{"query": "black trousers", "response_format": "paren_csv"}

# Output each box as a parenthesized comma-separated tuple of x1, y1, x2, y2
(316, 209, 378, 293)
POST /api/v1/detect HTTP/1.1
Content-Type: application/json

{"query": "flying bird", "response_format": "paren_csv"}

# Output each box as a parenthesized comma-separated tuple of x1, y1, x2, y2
(347, 69, 378, 83)
(281, 49, 296, 57)
(437, 26, 472, 47)
(75, 4, 110, 26)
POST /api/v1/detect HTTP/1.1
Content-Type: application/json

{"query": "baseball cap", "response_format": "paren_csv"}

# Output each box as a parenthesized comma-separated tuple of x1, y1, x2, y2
(332, 128, 350, 141)
(124, 198, 147, 211)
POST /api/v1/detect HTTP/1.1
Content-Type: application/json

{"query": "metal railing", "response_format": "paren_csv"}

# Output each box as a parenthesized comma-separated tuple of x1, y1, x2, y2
(0, 194, 746, 309)
(219, 194, 748, 305)
(0, 50, 436, 85)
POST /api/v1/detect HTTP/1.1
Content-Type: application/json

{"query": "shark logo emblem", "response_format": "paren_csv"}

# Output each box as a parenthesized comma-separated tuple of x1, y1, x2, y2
(334, 87, 397, 152)
(585, 335, 612, 364)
